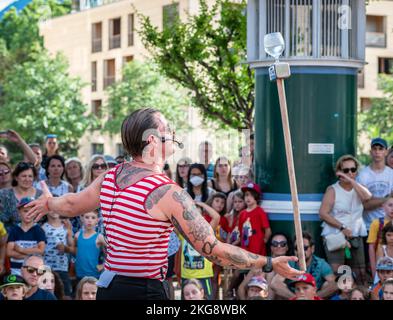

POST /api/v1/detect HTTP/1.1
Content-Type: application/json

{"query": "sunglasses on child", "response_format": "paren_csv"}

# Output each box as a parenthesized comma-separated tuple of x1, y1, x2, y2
(22, 266, 47, 276)
(271, 240, 288, 248)
(342, 167, 357, 174)
(92, 163, 108, 170)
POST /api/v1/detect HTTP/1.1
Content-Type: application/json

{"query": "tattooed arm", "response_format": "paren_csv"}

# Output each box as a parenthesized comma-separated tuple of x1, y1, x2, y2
(149, 184, 304, 279)
(25, 173, 104, 222)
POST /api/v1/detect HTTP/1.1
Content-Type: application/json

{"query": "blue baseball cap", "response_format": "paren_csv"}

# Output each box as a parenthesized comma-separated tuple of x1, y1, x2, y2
(46, 134, 58, 139)
(17, 197, 35, 209)
(376, 257, 393, 271)
(371, 137, 388, 149)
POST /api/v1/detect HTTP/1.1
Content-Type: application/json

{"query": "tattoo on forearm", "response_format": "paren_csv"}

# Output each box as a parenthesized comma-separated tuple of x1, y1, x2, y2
(202, 239, 218, 255)
(145, 185, 171, 210)
(188, 216, 211, 242)
(171, 216, 193, 245)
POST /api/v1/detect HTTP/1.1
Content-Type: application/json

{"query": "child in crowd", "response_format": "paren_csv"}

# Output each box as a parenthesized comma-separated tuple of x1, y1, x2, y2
(0, 221, 7, 275)
(179, 201, 220, 300)
(6, 197, 46, 275)
(237, 269, 269, 300)
(367, 196, 393, 279)
(38, 270, 67, 300)
(238, 182, 271, 256)
(70, 210, 106, 282)
(382, 278, 393, 300)
(289, 273, 322, 300)
(206, 192, 227, 299)
(42, 210, 74, 297)
(330, 272, 356, 300)
(75, 276, 98, 300)
(38, 270, 55, 294)
(182, 279, 206, 300)
(349, 286, 371, 300)
(371, 256, 393, 300)
(0, 274, 28, 300)
(220, 191, 245, 245)
(376, 221, 393, 261)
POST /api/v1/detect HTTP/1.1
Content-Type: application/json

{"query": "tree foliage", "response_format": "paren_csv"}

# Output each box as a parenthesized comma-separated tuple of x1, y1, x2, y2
(0, 0, 71, 82)
(138, 0, 254, 130)
(0, 52, 95, 157)
(104, 60, 190, 134)
(359, 72, 393, 146)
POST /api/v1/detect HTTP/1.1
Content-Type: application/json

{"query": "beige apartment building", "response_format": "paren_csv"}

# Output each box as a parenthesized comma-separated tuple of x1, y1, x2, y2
(40, 0, 232, 164)
(359, 0, 393, 109)
(40, 0, 393, 162)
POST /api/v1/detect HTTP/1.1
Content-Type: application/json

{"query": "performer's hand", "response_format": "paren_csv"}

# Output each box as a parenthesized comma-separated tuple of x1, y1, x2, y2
(26, 181, 53, 222)
(272, 256, 304, 280)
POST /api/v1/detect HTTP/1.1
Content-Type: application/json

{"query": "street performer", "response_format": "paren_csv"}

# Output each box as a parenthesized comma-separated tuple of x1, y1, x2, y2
(26, 108, 303, 300)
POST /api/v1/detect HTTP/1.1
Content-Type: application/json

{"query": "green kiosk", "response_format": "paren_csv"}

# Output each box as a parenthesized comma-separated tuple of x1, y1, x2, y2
(247, 0, 366, 255)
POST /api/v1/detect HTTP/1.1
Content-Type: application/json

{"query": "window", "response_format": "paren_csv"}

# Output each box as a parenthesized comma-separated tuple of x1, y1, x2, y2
(123, 55, 134, 66)
(128, 14, 134, 46)
(92, 99, 102, 117)
(366, 15, 386, 48)
(378, 58, 393, 75)
(92, 143, 104, 155)
(117, 143, 124, 157)
(360, 98, 372, 111)
(104, 59, 116, 89)
(109, 17, 121, 49)
(162, 3, 179, 29)
(92, 22, 102, 53)
(91, 61, 97, 91)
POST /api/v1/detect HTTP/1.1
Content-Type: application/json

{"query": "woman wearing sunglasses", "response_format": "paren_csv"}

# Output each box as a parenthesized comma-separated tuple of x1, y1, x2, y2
(80, 155, 108, 190)
(263, 233, 293, 299)
(319, 154, 372, 286)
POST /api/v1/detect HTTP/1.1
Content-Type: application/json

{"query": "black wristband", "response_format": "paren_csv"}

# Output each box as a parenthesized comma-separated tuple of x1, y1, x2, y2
(262, 256, 273, 273)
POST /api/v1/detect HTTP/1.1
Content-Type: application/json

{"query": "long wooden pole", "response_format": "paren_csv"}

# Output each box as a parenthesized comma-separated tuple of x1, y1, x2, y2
(276, 78, 306, 271)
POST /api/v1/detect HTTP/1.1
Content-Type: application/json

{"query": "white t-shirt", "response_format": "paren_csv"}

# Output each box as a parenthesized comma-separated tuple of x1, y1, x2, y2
(357, 165, 393, 230)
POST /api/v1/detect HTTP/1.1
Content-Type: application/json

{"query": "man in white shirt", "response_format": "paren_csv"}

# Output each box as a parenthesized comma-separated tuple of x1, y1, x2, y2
(357, 137, 393, 231)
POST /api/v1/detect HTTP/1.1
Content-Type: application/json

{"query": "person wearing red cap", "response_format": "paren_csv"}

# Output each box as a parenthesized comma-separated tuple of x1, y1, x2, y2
(289, 273, 322, 300)
(238, 182, 271, 256)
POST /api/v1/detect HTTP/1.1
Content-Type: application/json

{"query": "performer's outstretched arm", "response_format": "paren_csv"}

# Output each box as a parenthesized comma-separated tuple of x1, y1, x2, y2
(25, 174, 104, 221)
(149, 184, 303, 279)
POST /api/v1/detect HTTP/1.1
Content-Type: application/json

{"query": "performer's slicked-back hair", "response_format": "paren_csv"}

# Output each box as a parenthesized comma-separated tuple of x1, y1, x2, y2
(121, 108, 160, 158)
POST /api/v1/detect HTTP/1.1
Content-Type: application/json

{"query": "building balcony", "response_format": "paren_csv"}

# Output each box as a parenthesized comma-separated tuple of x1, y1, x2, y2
(104, 76, 115, 89)
(92, 38, 102, 53)
(109, 34, 121, 49)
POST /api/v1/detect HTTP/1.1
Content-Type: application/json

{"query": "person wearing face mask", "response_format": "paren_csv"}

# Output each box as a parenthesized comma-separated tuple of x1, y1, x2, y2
(186, 163, 215, 203)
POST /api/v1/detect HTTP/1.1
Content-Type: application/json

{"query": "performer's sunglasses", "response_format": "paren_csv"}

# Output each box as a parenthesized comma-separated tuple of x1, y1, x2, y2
(342, 167, 357, 174)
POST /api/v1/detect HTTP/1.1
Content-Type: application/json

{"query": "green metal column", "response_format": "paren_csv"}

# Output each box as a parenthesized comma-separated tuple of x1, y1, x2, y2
(255, 66, 358, 255)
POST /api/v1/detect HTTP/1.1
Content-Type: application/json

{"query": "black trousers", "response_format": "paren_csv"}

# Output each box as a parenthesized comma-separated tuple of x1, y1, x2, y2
(96, 275, 170, 300)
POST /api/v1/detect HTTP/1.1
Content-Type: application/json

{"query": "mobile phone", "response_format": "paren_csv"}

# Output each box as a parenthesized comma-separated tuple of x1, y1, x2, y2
(0, 130, 9, 135)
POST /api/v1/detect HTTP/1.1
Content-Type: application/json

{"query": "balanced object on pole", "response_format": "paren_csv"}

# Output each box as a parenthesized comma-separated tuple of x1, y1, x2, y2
(264, 32, 306, 272)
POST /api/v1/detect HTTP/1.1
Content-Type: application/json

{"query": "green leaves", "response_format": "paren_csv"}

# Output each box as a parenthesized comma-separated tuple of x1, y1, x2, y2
(138, 0, 254, 130)
(103, 60, 190, 135)
(359, 72, 393, 147)
(0, 52, 94, 157)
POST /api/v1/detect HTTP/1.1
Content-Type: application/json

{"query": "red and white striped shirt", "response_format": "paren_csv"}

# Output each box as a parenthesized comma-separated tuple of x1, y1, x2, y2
(99, 166, 175, 281)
